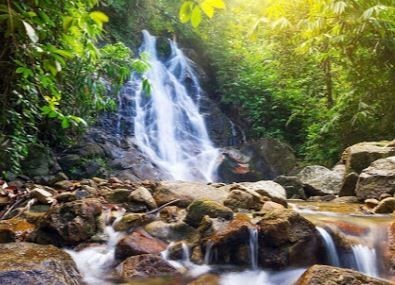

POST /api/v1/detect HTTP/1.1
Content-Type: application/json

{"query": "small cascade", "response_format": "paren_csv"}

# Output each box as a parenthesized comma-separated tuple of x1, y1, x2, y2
(316, 227, 340, 267)
(121, 30, 220, 182)
(352, 244, 379, 277)
(204, 241, 213, 265)
(66, 226, 124, 285)
(248, 227, 259, 270)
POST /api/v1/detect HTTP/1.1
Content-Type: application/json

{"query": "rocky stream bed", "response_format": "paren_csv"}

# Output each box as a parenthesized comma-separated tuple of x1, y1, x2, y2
(0, 140, 394, 284)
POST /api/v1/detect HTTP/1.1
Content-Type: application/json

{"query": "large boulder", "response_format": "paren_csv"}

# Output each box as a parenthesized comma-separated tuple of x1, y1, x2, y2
(295, 265, 392, 285)
(153, 181, 229, 207)
(297, 166, 343, 195)
(341, 140, 395, 174)
(355, 156, 395, 200)
(256, 209, 321, 268)
(144, 221, 199, 243)
(274, 175, 306, 199)
(218, 138, 297, 182)
(116, 254, 180, 280)
(31, 198, 102, 245)
(223, 189, 263, 211)
(203, 216, 256, 266)
(0, 242, 81, 285)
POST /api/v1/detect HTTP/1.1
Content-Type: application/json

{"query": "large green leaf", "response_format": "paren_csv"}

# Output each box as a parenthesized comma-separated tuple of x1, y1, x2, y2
(179, 1, 194, 23)
(191, 6, 202, 28)
(200, 1, 214, 18)
(89, 11, 109, 24)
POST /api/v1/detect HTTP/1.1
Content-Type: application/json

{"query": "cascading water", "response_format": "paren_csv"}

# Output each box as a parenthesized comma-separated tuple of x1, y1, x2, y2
(316, 226, 340, 267)
(248, 227, 259, 270)
(127, 30, 219, 182)
(352, 244, 379, 277)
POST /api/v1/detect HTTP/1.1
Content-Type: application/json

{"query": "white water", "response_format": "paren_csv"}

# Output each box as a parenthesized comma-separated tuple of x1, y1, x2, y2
(352, 244, 379, 277)
(249, 227, 259, 270)
(66, 226, 124, 285)
(130, 30, 219, 181)
(316, 227, 340, 267)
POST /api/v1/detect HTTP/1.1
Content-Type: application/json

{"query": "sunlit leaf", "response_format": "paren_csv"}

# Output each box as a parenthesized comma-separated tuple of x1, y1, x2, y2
(200, 1, 214, 18)
(205, 0, 225, 9)
(89, 11, 109, 24)
(179, 1, 194, 23)
(191, 6, 202, 28)
(22, 21, 38, 43)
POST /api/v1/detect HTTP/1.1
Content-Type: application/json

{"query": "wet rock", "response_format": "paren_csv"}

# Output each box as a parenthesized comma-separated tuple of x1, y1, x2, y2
(144, 221, 199, 243)
(339, 172, 359, 197)
(32, 198, 102, 245)
(115, 230, 167, 261)
(356, 156, 395, 200)
(184, 200, 233, 227)
(113, 213, 154, 232)
(256, 208, 321, 268)
(204, 216, 255, 266)
(224, 189, 262, 211)
(295, 264, 392, 285)
(373, 197, 395, 214)
(159, 206, 186, 223)
(0, 242, 81, 285)
(342, 141, 395, 174)
(298, 165, 343, 195)
(116, 254, 179, 280)
(274, 175, 306, 199)
(218, 138, 297, 182)
(129, 186, 157, 209)
(56, 192, 77, 203)
(153, 181, 229, 207)
(0, 218, 35, 243)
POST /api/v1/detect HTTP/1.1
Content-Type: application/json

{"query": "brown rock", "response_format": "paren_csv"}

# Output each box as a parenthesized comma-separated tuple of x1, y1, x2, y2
(0, 218, 35, 243)
(374, 197, 395, 214)
(116, 254, 179, 280)
(0, 242, 81, 285)
(339, 172, 359, 197)
(365, 198, 380, 208)
(295, 264, 392, 285)
(184, 200, 233, 227)
(256, 208, 321, 268)
(128, 186, 157, 209)
(204, 216, 255, 266)
(261, 201, 285, 211)
(224, 189, 263, 211)
(115, 229, 167, 261)
(32, 198, 102, 245)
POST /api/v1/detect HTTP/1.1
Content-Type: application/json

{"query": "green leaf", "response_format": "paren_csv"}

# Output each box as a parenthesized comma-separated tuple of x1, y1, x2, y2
(205, 0, 225, 9)
(61, 117, 70, 129)
(22, 21, 38, 43)
(191, 6, 202, 28)
(200, 1, 214, 18)
(179, 1, 194, 23)
(63, 16, 73, 30)
(89, 11, 109, 24)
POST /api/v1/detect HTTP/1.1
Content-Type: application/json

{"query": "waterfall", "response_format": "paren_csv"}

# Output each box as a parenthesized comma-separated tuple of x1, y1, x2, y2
(127, 30, 219, 182)
(316, 227, 340, 267)
(248, 227, 259, 270)
(351, 244, 379, 277)
(204, 242, 213, 265)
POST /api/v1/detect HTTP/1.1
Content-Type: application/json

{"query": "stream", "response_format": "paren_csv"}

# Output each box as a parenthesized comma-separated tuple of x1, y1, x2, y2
(68, 202, 394, 284)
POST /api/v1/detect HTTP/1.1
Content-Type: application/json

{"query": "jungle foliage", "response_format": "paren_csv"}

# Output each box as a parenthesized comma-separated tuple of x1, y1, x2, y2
(0, 0, 148, 174)
(195, 0, 395, 165)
